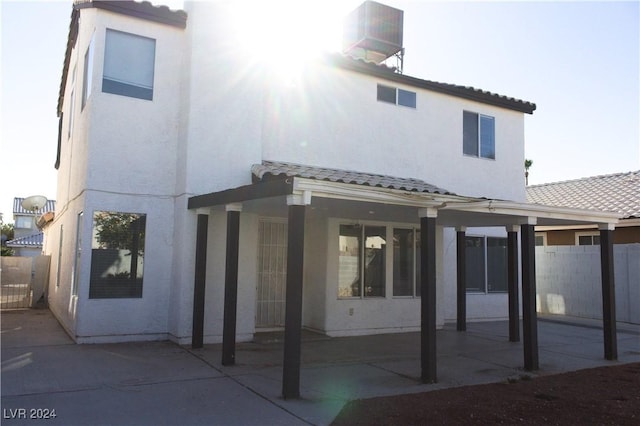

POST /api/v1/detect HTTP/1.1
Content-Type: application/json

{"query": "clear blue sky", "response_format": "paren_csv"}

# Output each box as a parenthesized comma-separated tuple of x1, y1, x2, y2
(1, 0, 638, 222)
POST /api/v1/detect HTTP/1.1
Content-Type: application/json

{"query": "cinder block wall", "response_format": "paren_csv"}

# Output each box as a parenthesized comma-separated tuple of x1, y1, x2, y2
(535, 244, 639, 324)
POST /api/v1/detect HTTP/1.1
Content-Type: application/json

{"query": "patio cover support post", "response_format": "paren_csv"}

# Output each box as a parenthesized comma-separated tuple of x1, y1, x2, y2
(222, 204, 242, 366)
(456, 227, 466, 332)
(420, 208, 437, 384)
(520, 221, 538, 371)
(507, 225, 520, 342)
(192, 213, 209, 349)
(282, 199, 307, 399)
(599, 225, 617, 360)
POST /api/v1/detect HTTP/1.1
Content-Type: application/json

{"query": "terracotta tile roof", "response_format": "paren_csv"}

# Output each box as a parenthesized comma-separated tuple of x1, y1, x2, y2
(526, 171, 640, 219)
(252, 161, 454, 195)
(6, 232, 44, 247)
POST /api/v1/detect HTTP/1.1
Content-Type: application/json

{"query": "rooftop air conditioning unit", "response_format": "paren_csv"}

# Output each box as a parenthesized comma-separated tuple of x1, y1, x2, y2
(342, 1, 404, 65)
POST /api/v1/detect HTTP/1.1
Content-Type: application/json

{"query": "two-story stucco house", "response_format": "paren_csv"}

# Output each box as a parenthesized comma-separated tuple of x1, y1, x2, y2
(46, 0, 621, 396)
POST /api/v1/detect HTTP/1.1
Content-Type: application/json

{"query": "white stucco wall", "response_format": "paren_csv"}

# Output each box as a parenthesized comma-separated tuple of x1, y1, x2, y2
(442, 226, 520, 324)
(48, 8, 186, 343)
(323, 218, 445, 336)
(48, 2, 531, 343)
(179, 1, 264, 197)
(261, 63, 527, 202)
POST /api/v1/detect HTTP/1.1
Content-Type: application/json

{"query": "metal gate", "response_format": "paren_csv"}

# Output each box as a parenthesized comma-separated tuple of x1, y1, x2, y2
(256, 219, 287, 328)
(1, 257, 33, 309)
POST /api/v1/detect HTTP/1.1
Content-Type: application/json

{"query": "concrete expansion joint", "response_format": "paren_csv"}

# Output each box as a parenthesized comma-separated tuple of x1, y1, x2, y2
(179, 345, 312, 424)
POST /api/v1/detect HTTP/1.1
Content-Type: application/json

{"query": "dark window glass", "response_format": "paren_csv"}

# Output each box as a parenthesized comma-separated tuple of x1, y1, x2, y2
(364, 226, 386, 297)
(535, 235, 545, 246)
(339, 225, 361, 297)
(89, 211, 146, 299)
(487, 237, 507, 292)
(398, 89, 416, 108)
(480, 115, 496, 159)
(465, 236, 485, 292)
(415, 230, 421, 297)
(578, 235, 600, 246)
(82, 34, 94, 109)
(463, 111, 479, 156)
(393, 229, 414, 296)
(377, 84, 396, 104)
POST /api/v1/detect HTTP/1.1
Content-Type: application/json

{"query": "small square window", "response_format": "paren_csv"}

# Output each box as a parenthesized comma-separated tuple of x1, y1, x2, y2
(397, 89, 416, 108)
(377, 84, 396, 104)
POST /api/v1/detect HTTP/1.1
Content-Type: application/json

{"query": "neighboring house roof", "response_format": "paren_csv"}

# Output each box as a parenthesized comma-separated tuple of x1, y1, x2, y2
(6, 232, 44, 248)
(252, 160, 454, 195)
(13, 198, 56, 215)
(526, 170, 640, 219)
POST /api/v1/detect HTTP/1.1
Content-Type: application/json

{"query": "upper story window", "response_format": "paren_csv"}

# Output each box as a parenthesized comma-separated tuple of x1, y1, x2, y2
(103, 29, 156, 101)
(68, 65, 76, 138)
(463, 111, 495, 159)
(81, 33, 95, 109)
(377, 84, 416, 108)
(15, 216, 33, 229)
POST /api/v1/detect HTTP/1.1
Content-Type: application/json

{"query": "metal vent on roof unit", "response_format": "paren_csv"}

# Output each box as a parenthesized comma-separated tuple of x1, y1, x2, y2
(342, 1, 404, 72)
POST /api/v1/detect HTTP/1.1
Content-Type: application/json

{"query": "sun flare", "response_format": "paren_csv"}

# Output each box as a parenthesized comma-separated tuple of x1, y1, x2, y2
(228, 1, 352, 78)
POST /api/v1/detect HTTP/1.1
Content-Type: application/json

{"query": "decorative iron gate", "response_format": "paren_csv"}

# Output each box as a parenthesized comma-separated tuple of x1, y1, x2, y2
(256, 219, 287, 328)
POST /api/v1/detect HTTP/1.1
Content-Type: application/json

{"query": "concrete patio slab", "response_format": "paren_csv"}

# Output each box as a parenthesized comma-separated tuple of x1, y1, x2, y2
(2, 309, 638, 425)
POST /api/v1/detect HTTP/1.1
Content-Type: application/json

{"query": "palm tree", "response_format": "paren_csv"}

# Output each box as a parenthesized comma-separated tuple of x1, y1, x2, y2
(524, 159, 533, 185)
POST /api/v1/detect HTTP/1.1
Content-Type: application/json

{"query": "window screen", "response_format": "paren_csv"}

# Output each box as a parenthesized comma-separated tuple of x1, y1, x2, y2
(480, 115, 496, 159)
(397, 89, 416, 108)
(103, 29, 156, 100)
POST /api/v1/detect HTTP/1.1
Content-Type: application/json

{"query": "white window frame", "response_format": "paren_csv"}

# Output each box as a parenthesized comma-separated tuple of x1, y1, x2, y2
(338, 223, 388, 299)
(82, 32, 95, 109)
(102, 29, 156, 101)
(376, 84, 417, 108)
(535, 232, 547, 246)
(392, 227, 421, 298)
(56, 225, 64, 288)
(575, 231, 600, 246)
(463, 111, 495, 160)
(68, 65, 76, 138)
(465, 235, 508, 294)
(71, 212, 83, 296)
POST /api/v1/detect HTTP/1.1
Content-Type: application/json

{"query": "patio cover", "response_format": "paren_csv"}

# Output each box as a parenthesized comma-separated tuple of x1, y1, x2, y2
(188, 161, 620, 398)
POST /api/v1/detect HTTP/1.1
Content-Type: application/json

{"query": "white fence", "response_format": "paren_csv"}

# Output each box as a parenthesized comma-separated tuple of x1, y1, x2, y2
(535, 244, 640, 324)
(1, 256, 50, 309)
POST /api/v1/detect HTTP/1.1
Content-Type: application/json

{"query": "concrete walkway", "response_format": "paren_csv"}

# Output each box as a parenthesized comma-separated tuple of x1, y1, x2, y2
(2, 309, 639, 425)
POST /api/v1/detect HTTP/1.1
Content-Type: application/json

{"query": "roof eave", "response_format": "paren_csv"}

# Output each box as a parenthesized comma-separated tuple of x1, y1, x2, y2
(326, 54, 536, 114)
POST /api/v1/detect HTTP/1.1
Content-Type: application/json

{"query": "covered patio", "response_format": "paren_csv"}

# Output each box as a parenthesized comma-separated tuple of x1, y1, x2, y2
(187, 162, 620, 399)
